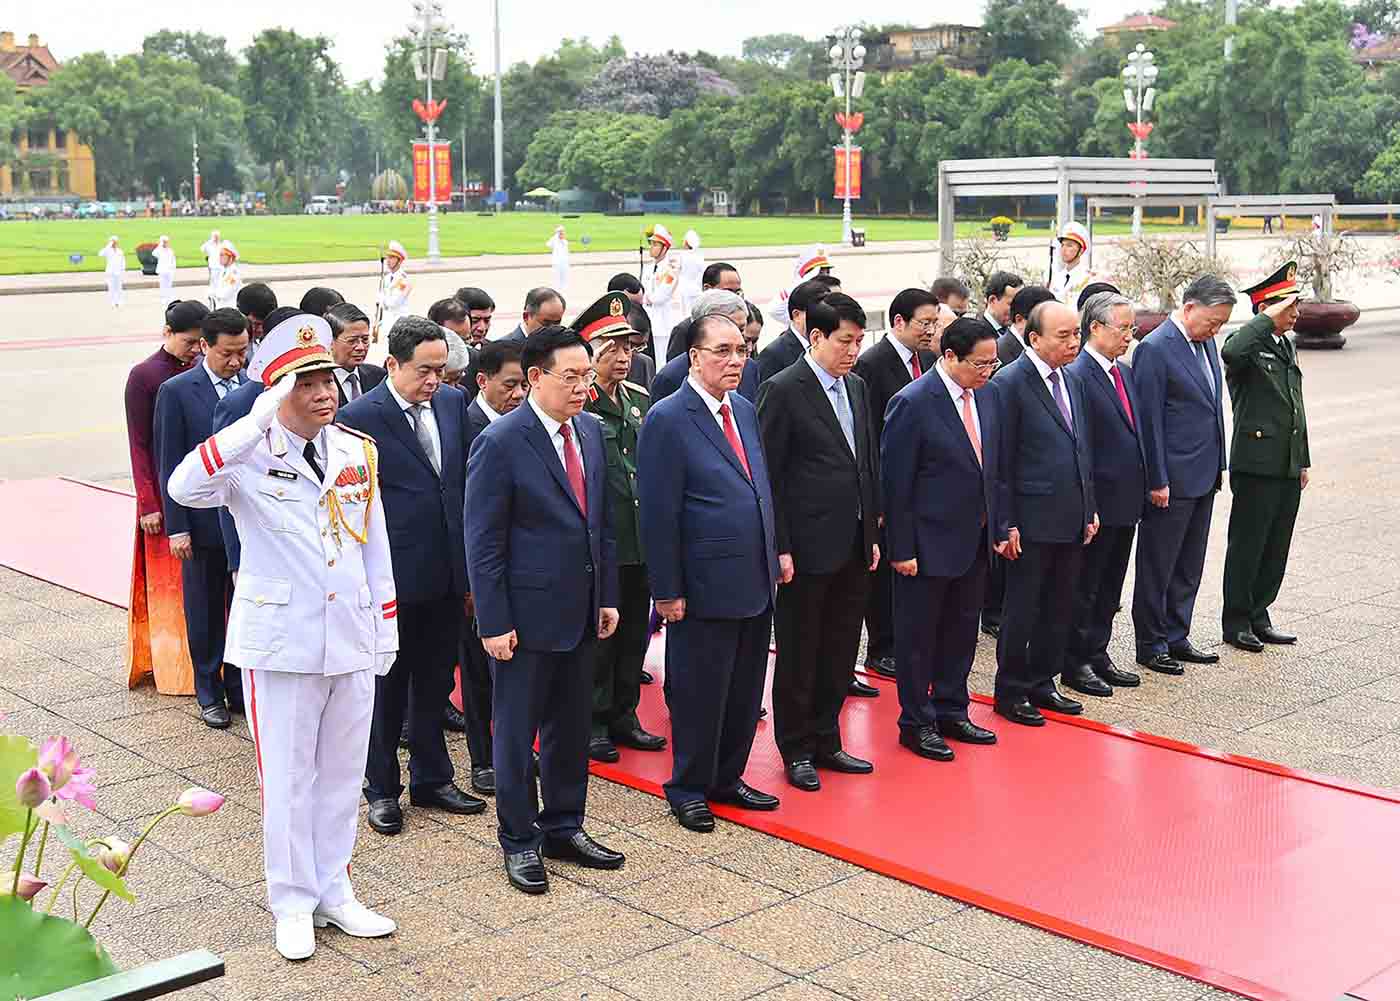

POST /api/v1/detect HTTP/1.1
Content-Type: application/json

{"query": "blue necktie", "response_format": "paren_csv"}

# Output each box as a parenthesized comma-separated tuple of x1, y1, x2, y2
(1193, 341, 1215, 397)
(216, 378, 234, 399)
(1049, 370, 1073, 432)
(830, 380, 856, 456)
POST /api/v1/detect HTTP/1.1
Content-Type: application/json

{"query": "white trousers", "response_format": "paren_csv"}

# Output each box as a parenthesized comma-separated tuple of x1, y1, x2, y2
(246, 668, 374, 918)
(552, 261, 569, 292)
(106, 274, 124, 307)
(158, 273, 174, 305)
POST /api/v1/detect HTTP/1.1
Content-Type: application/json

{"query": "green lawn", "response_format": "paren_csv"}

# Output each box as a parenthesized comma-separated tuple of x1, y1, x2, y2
(0, 212, 1187, 276)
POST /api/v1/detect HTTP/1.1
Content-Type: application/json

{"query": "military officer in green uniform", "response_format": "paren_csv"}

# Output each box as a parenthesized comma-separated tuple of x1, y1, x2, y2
(574, 292, 669, 762)
(1221, 262, 1309, 653)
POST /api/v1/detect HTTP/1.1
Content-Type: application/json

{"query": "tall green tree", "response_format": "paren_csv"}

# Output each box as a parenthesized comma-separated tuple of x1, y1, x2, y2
(140, 31, 238, 92)
(558, 113, 664, 196)
(981, 0, 1083, 67)
(240, 29, 345, 203)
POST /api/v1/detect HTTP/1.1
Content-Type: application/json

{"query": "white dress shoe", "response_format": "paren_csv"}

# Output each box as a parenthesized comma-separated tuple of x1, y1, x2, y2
(312, 898, 396, 938)
(274, 913, 315, 960)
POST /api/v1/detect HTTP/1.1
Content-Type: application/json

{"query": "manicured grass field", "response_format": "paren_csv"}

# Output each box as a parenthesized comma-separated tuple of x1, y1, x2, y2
(0, 211, 1184, 276)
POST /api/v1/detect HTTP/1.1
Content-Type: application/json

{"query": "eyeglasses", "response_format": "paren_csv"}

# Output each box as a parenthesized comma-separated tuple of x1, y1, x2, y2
(966, 358, 1001, 373)
(694, 345, 751, 361)
(339, 335, 371, 347)
(541, 368, 597, 389)
(909, 318, 938, 331)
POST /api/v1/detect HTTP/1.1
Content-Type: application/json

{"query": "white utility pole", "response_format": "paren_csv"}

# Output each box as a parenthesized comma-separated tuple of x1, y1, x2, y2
(1122, 43, 1159, 237)
(828, 28, 866, 246)
(492, 0, 504, 214)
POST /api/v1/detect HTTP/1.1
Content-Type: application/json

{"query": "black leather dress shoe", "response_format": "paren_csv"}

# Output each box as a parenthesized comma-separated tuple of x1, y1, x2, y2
(899, 726, 955, 761)
(940, 719, 997, 745)
(200, 703, 231, 729)
(672, 800, 715, 832)
(588, 736, 620, 763)
(470, 766, 495, 796)
(994, 698, 1046, 727)
(815, 750, 874, 773)
(1224, 630, 1265, 653)
(410, 782, 487, 815)
(981, 622, 1001, 639)
(1168, 641, 1219, 664)
(442, 704, 467, 732)
(1095, 661, 1140, 687)
(785, 759, 820, 791)
(504, 850, 548, 894)
(847, 679, 880, 698)
(542, 830, 625, 870)
(226, 698, 245, 716)
(758, 707, 768, 719)
(1030, 689, 1083, 715)
(1137, 652, 1184, 676)
(864, 656, 898, 679)
(367, 798, 403, 835)
(640, 669, 655, 685)
(1254, 625, 1297, 645)
(1062, 664, 1113, 698)
(710, 781, 779, 811)
(611, 726, 666, 751)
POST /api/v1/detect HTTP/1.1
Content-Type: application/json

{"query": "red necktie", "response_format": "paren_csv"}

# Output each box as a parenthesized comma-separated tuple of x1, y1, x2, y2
(1111, 364, 1135, 429)
(910, 352, 922, 379)
(719, 402, 752, 480)
(558, 422, 587, 515)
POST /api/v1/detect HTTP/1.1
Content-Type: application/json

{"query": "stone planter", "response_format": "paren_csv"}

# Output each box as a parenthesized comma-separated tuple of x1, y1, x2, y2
(1293, 300, 1359, 350)
(1133, 310, 1168, 339)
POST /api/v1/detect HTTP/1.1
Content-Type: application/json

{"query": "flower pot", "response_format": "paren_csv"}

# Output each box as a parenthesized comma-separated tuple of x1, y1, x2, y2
(991, 224, 1010, 242)
(1293, 300, 1359, 350)
(135, 244, 158, 276)
(1133, 310, 1168, 339)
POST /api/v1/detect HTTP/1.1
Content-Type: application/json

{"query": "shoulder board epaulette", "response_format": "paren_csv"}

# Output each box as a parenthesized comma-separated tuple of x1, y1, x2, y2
(333, 423, 377, 444)
(587, 386, 599, 403)
(621, 380, 649, 396)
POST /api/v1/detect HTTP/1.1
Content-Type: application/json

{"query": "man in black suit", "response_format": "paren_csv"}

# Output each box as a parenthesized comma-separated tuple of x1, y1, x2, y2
(235, 283, 278, 372)
(853, 288, 938, 683)
(756, 276, 839, 384)
(454, 287, 496, 346)
(325, 303, 386, 407)
(982, 284, 1058, 640)
(299, 286, 345, 318)
(758, 294, 880, 792)
(651, 292, 760, 405)
(993, 300, 1098, 727)
(981, 271, 1022, 341)
(1063, 291, 1146, 697)
(499, 287, 564, 344)
(665, 262, 743, 361)
(154, 307, 250, 728)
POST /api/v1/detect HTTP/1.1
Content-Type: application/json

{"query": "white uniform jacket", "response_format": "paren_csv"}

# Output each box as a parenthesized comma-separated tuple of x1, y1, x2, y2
(377, 267, 411, 335)
(641, 255, 680, 358)
(213, 262, 242, 310)
(1052, 259, 1095, 308)
(155, 247, 177, 276)
(167, 412, 399, 676)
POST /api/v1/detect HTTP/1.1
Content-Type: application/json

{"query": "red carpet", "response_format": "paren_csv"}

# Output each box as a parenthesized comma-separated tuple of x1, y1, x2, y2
(7, 477, 1400, 1000)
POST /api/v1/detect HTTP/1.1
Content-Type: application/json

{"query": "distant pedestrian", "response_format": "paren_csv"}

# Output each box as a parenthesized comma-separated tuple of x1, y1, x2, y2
(99, 236, 125, 307)
(200, 229, 222, 306)
(154, 235, 178, 305)
(547, 225, 570, 292)
(679, 229, 705, 316)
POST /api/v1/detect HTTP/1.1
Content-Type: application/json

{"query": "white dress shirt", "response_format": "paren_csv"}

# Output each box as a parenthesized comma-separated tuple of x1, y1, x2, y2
(528, 395, 584, 476)
(983, 309, 1006, 335)
(1025, 349, 1072, 424)
(203, 360, 240, 399)
(935, 359, 981, 444)
(283, 425, 328, 481)
(1083, 344, 1116, 377)
(889, 336, 920, 380)
(687, 374, 731, 433)
(333, 366, 361, 401)
(385, 377, 441, 469)
(803, 352, 846, 420)
(475, 395, 504, 423)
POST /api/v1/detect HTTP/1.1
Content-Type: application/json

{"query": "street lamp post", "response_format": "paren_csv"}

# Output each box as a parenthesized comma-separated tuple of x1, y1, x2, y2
(828, 28, 866, 246)
(1122, 42, 1159, 238)
(492, 0, 504, 215)
(413, 0, 446, 263)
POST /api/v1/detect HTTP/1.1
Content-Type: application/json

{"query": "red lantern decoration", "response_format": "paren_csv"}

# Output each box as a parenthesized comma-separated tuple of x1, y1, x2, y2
(1127, 121, 1154, 141)
(834, 112, 865, 134)
(413, 99, 448, 124)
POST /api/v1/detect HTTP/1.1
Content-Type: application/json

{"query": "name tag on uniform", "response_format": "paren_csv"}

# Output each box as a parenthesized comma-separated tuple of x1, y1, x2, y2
(268, 469, 298, 481)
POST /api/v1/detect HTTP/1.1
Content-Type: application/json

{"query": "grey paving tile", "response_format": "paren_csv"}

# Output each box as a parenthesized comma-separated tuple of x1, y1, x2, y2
(912, 908, 1090, 980)
(705, 898, 892, 976)
(612, 860, 790, 931)
(809, 938, 1011, 1001)
(802, 871, 965, 934)
(709, 838, 863, 895)
(595, 935, 787, 1001)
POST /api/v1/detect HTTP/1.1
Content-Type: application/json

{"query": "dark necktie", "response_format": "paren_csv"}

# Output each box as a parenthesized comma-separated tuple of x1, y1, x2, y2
(303, 441, 324, 481)
(559, 422, 587, 515)
(345, 370, 360, 401)
(1048, 369, 1073, 432)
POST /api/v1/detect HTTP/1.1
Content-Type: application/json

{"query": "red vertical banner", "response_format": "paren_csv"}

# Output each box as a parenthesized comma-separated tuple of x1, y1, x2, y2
(433, 142, 452, 203)
(412, 141, 431, 202)
(193, 175, 202, 201)
(834, 146, 863, 199)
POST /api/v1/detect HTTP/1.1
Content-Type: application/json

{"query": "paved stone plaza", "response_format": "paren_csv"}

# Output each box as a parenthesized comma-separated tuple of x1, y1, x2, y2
(4, 317, 1400, 1000)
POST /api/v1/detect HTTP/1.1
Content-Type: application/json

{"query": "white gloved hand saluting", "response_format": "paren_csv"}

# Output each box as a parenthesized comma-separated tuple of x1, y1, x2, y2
(251, 374, 297, 431)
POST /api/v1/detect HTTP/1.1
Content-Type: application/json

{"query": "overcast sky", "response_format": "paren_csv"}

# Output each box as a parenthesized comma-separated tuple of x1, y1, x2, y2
(18, 2, 1215, 83)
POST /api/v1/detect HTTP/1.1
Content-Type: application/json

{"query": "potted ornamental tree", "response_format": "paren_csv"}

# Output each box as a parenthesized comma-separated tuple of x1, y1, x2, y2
(1110, 236, 1236, 338)
(1283, 230, 1363, 349)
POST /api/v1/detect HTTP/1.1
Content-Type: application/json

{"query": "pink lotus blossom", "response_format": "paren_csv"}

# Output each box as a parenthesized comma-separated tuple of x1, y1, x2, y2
(97, 838, 133, 874)
(176, 787, 224, 817)
(5, 875, 48, 901)
(38, 736, 97, 810)
(15, 768, 50, 809)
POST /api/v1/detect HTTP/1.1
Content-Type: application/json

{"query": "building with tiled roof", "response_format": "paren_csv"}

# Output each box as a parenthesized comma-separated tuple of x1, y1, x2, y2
(1, 31, 97, 202)
(1100, 14, 1179, 36)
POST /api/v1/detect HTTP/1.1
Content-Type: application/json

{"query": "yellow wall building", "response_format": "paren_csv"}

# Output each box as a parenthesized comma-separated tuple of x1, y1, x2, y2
(1, 31, 97, 201)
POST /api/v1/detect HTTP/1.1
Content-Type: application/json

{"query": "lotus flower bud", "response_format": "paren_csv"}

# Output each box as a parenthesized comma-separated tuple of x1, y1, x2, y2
(6, 875, 48, 901)
(176, 787, 224, 817)
(15, 768, 50, 809)
(97, 838, 133, 874)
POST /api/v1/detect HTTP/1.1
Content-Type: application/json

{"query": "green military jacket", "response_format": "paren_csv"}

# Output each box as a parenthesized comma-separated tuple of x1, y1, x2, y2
(585, 379, 649, 566)
(1220, 312, 1310, 479)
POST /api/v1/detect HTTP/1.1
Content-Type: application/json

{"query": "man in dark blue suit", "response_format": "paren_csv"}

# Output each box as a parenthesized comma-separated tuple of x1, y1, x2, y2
(213, 307, 305, 573)
(466, 326, 623, 895)
(756, 277, 838, 384)
(154, 307, 250, 728)
(882, 317, 1003, 760)
(340, 316, 486, 834)
(638, 313, 781, 833)
(1064, 291, 1147, 697)
(650, 290, 759, 405)
(992, 300, 1098, 726)
(1130, 275, 1233, 675)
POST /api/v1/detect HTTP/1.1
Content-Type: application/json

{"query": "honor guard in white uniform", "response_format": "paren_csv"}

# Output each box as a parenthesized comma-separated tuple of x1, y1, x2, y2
(200, 229, 223, 307)
(154, 235, 178, 306)
(374, 240, 411, 343)
(547, 224, 570, 292)
(679, 228, 705, 316)
(98, 236, 125, 307)
(640, 223, 681, 358)
(767, 245, 832, 326)
(212, 241, 242, 310)
(167, 313, 399, 961)
(1051, 222, 1096, 308)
